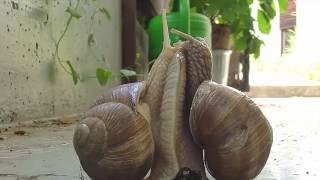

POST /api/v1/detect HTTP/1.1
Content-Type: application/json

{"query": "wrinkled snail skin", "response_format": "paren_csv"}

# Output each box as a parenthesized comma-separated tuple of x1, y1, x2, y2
(189, 81, 273, 180)
(141, 10, 180, 126)
(180, 37, 213, 110)
(139, 10, 207, 179)
(149, 52, 206, 179)
(73, 83, 154, 180)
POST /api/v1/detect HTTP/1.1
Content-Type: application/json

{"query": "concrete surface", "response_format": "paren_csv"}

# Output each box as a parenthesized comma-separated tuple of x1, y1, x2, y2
(0, 117, 89, 180)
(0, 98, 320, 180)
(254, 98, 320, 180)
(0, 0, 121, 124)
(247, 86, 320, 97)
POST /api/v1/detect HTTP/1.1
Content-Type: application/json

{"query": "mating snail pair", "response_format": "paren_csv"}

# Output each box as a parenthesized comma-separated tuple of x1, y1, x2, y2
(73, 10, 273, 180)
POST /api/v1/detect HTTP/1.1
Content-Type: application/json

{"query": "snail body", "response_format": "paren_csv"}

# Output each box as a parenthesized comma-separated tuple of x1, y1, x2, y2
(150, 51, 205, 179)
(73, 9, 273, 180)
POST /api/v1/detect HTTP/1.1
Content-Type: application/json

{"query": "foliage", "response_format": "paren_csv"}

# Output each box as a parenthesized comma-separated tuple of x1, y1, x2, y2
(190, 0, 288, 58)
(96, 68, 112, 86)
(283, 28, 296, 53)
(54, 0, 135, 86)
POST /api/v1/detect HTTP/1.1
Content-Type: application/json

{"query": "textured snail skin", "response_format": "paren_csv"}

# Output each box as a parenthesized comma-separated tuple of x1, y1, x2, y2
(141, 10, 180, 127)
(181, 37, 213, 110)
(149, 51, 205, 179)
(138, 12, 210, 179)
(189, 81, 273, 180)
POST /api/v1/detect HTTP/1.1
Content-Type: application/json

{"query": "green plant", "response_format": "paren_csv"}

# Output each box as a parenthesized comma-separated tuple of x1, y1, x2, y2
(283, 28, 296, 53)
(191, 0, 288, 58)
(54, 0, 136, 85)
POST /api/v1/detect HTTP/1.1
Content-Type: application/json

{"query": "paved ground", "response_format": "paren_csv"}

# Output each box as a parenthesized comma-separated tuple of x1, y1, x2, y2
(0, 98, 320, 180)
(254, 98, 320, 180)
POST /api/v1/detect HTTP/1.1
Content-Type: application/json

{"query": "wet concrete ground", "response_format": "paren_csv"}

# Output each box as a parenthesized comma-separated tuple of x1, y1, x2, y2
(0, 98, 319, 180)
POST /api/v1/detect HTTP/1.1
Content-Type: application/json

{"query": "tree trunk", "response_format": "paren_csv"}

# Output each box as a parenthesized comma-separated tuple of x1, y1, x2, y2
(227, 50, 241, 89)
(227, 49, 250, 92)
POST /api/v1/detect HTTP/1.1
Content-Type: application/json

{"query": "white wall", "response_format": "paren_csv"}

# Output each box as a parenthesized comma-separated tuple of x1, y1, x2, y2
(252, 2, 282, 61)
(0, 0, 122, 124)
(296, 0, 320, 60)
(259, 14, 282, 60)
(257, 0, 320, 61)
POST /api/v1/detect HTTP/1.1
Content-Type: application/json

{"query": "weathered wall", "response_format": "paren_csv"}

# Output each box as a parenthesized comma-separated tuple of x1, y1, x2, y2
(0, 0, 121, 124)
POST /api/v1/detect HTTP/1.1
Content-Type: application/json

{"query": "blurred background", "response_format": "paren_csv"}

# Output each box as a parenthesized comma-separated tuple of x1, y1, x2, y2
(1, 0, 320, 179)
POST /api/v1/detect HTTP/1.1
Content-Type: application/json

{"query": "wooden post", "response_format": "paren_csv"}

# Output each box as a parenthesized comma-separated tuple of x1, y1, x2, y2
(121, 0, 136, 70)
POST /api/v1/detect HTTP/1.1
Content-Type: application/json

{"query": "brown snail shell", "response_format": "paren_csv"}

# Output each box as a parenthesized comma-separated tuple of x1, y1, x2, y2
(73, 82, 154, 180)
(189, 81, 273, 180)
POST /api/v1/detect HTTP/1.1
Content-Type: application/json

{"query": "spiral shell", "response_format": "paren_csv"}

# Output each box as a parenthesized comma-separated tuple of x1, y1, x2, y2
(189, 81, 273, 180)
(73, 83, 154, 180)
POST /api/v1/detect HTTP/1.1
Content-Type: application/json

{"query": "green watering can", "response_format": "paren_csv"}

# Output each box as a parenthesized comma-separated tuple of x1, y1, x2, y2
(147, 0, 212, 60)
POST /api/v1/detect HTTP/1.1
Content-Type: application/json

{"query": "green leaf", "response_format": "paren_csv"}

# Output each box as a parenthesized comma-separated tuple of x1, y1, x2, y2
(96, 68, 112, 86)
(210, 0, 232, 9)
(230, 21, 241, 33)
(206, 4, 219, 16)
(66, 7, 81, 19)
(278, 0, 288, 13)
(99, 8, 111, 20)
(258, 10, 271, 34)
(190, 7, 197, 13)
(249, 38, 263, 58)
(261, 2, 276, 19)
(247, 0, 254, 4)
(221, 8, 236, 22)
(234, 35, 248, 52)
(120, 69, 136, 78)
(254, 47, 261, 58)
(66, 61, 79, 84)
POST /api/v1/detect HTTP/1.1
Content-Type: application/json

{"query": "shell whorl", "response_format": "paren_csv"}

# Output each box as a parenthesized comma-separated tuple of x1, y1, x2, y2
(73, 83, 154, 180)
(189, 81, 273, 180)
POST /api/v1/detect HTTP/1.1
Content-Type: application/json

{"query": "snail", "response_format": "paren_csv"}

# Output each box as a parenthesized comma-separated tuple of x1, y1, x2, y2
(73, 8, 273, 180)
(170, 29, 273, 180)
(189, 81, 273, 180)
(73, 10, 206, 179)
(73, 82, 154, 180)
